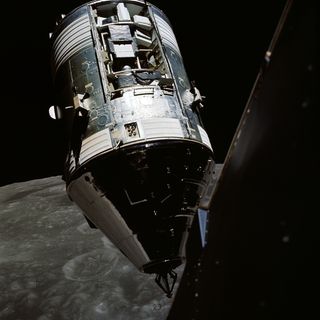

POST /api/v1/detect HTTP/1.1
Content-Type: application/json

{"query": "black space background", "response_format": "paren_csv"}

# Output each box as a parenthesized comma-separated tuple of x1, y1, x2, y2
(1, 1, 286, 186)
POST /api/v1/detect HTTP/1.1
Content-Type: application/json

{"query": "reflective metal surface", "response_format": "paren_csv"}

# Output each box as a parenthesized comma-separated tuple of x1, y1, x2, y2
(50, 0, 214, 296)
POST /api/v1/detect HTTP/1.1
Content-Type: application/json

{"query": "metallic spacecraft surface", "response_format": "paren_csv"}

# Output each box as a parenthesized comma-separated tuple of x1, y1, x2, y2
(50, 0, 215, 297)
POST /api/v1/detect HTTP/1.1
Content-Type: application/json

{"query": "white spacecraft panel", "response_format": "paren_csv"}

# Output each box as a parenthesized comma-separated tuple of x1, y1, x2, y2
(141, 118, 184, 139)
(79, 128, 113, 164)
(198, 125, 213, 150)
(53, 15, 91, 72)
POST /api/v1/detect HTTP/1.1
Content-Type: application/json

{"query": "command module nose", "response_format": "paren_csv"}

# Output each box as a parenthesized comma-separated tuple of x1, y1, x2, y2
(50, 0, 215, 297)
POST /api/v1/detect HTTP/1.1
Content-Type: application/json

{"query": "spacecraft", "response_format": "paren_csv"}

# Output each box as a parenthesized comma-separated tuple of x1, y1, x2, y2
(49, 0, 215, 297)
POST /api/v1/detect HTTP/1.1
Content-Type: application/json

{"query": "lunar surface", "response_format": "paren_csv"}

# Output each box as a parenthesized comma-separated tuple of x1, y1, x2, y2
(0, 177, 184, 320)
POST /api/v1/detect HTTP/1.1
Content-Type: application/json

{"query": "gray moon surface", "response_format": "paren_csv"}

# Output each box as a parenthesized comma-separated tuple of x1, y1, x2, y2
(0, 177, 185, 320)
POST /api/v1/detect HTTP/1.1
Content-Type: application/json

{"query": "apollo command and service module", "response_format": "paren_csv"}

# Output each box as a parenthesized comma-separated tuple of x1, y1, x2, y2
(49, 0, 215, 297)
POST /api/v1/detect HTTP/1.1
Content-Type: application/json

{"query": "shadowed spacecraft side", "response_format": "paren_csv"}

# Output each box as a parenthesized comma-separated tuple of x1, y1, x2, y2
(49, 0, 215, 297)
